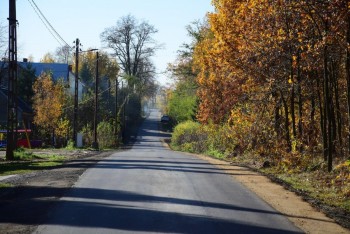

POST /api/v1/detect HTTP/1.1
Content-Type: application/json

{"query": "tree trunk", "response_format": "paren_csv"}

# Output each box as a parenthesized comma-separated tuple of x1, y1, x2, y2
(346, 12, 350, 155)
(331, 60, 342, 149)
(290, 58, 297, 139)
(316, 72, 326, 160)
(52, 129, 55, 147)
(274, 97, 282, 136)
(273, 90, 282, 136)
(296, 50, 303, 150)
(310, 76, 316, 148)
(280, 90, 291, 152)
(324, 43, 333, 172)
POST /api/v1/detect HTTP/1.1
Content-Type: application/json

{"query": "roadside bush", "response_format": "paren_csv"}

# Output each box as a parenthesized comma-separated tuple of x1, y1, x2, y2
(65, 140, 75, 150)
(82, 124, 93, 146)
(171, 121, 207, 153)
(97, 121, 115, 149)
(202, 124, 233, 158)
(171, 121, 242, 158)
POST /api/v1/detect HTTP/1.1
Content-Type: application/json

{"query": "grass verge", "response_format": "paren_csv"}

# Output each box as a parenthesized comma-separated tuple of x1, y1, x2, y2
(0, 148, 65, 176)
(0, 183, 12, 188)
(262, 167, 350, 212)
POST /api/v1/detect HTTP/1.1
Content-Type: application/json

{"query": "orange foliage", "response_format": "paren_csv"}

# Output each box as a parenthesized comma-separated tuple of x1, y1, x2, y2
(32, 72, 65, 132)
(193, 0, 350, 166)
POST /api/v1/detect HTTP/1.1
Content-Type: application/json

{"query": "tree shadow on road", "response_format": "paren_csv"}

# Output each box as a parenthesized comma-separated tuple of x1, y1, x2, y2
(0, 186, 307, 234)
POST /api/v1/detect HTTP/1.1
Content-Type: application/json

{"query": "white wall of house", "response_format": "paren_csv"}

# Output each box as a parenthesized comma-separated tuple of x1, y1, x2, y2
(68, 72, 83, 101)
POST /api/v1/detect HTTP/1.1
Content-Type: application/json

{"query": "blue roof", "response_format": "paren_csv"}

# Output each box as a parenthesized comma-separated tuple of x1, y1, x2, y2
(19, 62, 69, 82)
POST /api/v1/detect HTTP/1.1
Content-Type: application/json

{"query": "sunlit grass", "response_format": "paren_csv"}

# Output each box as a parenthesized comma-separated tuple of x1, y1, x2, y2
(0, 149, 65, 176)
(262, 168, 350, 213)
(0, 183, 12, 188)
(0, 160, 63, 176)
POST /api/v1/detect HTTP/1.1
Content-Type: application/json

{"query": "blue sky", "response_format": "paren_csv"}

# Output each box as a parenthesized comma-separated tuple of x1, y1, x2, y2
(1, 0, 214, 85)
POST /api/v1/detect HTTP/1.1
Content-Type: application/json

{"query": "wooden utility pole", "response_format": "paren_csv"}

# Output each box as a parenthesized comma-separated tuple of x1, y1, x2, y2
(92, 51, 99, 149)
(73, 38, 80, 146)
(6, 0, 18, 160)
(115, 79, 119, 147)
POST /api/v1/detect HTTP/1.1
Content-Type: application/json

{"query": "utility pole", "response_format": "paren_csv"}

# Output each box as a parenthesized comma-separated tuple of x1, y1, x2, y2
(73, 39, 80, 147)
(115, 79, 119, 147)
(122, 81, 126, 143)
(92, 51, 99, 150)
(6, 0, 18, 160)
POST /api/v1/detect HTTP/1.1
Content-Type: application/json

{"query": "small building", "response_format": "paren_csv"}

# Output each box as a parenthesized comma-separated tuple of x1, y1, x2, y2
(0, 61, 83, 129)
(19, 61, 83, 98)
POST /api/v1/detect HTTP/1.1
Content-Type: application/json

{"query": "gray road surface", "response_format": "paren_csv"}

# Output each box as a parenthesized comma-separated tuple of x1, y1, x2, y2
(34, 109, 302, 234)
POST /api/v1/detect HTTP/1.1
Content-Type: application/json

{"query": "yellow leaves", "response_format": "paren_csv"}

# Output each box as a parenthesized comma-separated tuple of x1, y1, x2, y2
(292, 55, 298, 68)
(297, 31, 303, 43)
(40, 53, 55, 63)
(277, 28, 286, 41)
(56, 119, 70, 138)
(33, 72, 66, 131)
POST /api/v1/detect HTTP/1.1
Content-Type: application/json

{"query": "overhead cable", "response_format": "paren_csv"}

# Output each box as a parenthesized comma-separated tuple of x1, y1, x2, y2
(27, 0, 72, 49)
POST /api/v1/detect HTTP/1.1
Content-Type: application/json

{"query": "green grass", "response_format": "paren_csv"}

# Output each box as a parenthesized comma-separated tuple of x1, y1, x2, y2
(14, 147, 34, 160)
(65, 140, 75, 150)
(0, 183, 12, 188)
(0, 149, 66, 176)
(0, 160, 63, 176)
(205, 148, 225, 159)
(261, 168, 350, 212)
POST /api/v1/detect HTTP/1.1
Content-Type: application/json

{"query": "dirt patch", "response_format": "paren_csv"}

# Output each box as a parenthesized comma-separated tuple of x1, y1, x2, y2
(191, 153, 350, 234)
(0, 150, 116, 234)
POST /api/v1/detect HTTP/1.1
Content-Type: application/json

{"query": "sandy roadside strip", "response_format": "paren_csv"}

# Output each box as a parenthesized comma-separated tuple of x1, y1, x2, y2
(190, 152, 350, 234)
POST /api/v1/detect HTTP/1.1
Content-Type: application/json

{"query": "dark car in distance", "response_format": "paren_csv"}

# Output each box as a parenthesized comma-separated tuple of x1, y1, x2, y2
(161, 115, 170, 123)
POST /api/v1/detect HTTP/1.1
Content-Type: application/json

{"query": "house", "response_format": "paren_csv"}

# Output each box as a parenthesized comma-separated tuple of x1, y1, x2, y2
(19, 61, 83, 98)
(0, 60, 83, 129)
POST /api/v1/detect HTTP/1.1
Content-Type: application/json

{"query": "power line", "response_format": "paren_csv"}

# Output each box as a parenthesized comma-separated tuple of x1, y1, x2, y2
(27, 0, 63, 47)
(62, 85, 114, 111)
(30, 0, 71, 47)
(27, 0, 72, 49)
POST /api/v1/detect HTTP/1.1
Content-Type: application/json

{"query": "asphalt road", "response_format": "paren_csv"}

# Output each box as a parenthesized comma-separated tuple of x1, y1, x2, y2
(34, 109, 302, 234)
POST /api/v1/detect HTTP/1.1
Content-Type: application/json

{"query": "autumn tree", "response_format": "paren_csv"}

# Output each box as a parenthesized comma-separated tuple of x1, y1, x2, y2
(40, 52, 55, 63)
(191, 0, 350, 172)
(32, 72, 66, 144)
(195, 1, 246, 124)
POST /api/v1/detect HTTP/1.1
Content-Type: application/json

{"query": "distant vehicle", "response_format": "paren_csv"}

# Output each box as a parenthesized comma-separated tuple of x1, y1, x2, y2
(161, 115, 170, 123)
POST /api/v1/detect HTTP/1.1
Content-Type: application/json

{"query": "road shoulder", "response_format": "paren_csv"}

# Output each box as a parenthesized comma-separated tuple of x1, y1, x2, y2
(186, 152, 350, 234)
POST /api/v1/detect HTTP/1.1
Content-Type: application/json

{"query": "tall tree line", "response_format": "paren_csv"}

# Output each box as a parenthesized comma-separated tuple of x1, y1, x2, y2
(192, 0, 349, 171)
